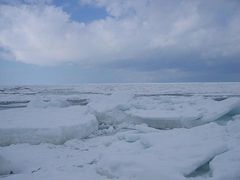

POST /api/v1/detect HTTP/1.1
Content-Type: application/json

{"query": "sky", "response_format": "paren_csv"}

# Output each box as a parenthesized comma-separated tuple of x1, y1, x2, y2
(0, 0, 240, 85)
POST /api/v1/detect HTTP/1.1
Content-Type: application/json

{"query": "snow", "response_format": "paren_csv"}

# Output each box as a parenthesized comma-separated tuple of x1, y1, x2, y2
(94, 96, 240, 129)
(0, 83, 240, 180)
(0, 106, 98, 146)
(125, 97, 240, 128)
(0, 156, 15, 176)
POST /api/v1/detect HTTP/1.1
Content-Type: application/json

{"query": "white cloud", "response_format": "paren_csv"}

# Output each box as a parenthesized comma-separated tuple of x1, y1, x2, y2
(0, 0, 240, 66)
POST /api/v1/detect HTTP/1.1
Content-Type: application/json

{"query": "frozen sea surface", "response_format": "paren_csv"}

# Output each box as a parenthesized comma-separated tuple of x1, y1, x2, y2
(0, 83, 240, 180)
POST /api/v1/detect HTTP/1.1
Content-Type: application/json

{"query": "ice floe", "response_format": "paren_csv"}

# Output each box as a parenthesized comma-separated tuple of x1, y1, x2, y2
(0, 83, 240, 180)
(0, 106, 98, 146)
(94, 96, 240, 129)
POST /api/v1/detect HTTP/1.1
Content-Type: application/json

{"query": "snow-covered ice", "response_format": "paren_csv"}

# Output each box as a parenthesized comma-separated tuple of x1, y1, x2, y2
(0, 83, 240, 180)
(0, 106, 98, 146)
(94, 95, 240, 129)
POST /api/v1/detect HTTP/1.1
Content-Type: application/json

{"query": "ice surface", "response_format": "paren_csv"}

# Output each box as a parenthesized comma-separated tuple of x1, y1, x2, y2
(94, 96, 240, 129)
(0, 122, 236, 180)
(0, 83, 240, 180)
(126, 97, 240, 128)
(0, 156, 14, 176)
(28, 96, 89, 108)
(0, 106, 98, 146)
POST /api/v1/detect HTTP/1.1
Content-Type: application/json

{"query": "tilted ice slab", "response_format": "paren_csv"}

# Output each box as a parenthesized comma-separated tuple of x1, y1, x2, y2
(0, 122, 231, 180)
(0, 106, 98, 146)
(126, 98, 240, 128)
(96, 97, 240, 129)
(95, 123, 229, 180)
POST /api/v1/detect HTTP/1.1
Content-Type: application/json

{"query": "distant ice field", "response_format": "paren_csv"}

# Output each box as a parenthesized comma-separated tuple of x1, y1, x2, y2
(0, 83, 240, 180)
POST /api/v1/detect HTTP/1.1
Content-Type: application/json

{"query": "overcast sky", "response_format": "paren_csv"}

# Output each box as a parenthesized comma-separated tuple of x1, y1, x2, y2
(0, 0, 240, 84)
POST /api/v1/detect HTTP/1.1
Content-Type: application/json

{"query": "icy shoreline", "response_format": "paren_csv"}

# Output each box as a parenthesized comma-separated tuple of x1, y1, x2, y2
(1, 83, 240, 180)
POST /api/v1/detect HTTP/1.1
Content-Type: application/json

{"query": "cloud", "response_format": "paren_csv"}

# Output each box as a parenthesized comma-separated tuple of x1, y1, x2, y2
(0, 0, 52, 5)
(0, 0, 239, 66)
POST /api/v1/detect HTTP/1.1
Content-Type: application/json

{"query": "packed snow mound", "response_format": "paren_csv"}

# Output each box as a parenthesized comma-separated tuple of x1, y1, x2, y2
(0, 107, 98, 146)
(95, 97, 240, 129)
